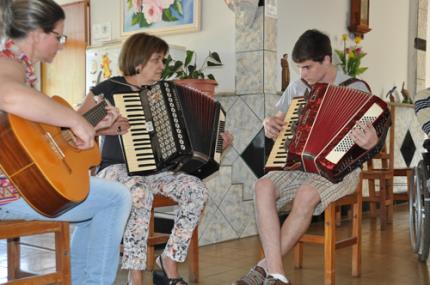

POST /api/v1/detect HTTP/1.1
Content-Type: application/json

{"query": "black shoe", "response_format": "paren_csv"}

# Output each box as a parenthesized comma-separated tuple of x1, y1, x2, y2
(152, 256, 188, 285)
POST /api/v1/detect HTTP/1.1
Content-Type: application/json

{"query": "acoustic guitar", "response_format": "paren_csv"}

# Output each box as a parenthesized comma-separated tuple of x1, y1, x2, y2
(0, 96, 107, 217)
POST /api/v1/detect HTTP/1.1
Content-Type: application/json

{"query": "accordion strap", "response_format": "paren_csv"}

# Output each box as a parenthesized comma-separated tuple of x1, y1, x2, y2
(339, 78, 372, 93)
(109, 78, 143, 91)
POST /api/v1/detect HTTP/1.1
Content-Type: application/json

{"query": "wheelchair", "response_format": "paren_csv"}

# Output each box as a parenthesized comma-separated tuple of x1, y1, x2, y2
(410, 139, 430, 262)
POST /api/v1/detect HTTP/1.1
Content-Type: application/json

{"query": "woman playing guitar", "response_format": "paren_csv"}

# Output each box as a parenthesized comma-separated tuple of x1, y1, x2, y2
(0, 1, 132, 284)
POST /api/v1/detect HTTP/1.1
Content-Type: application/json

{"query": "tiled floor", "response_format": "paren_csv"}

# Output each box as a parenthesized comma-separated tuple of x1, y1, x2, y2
(1, 204, 430, 285)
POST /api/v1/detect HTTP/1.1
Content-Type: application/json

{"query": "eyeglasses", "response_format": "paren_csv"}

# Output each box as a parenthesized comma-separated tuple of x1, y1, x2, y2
(50, 31, 67, 45)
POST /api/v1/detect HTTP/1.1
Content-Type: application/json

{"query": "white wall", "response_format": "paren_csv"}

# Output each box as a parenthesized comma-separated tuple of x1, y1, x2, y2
(60, 0, 410, 97)
(278, 0, 410, 97)
(56, 0, 80, 5)
(89, 0, 236, 93)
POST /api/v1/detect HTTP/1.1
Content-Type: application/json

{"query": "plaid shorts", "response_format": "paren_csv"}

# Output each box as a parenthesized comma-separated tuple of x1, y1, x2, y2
(264, 168, 361, 215)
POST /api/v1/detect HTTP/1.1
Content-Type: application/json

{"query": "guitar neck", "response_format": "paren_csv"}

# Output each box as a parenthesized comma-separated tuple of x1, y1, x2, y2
(83, 100, 108, 127)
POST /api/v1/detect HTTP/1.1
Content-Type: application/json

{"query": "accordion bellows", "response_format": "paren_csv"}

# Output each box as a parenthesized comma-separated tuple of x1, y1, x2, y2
(286, 83, 391, 183)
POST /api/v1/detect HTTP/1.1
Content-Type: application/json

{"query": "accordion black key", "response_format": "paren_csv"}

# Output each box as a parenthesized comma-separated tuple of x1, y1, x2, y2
(113, 81, 225, 179)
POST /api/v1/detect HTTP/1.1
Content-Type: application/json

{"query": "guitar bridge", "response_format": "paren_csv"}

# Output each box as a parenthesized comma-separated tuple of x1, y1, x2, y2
(45, 132, 66, 159)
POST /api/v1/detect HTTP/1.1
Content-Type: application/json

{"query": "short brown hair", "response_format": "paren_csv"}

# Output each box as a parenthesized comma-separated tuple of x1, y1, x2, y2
(292, 29, 332, 63)
(118, 32, 169, 76)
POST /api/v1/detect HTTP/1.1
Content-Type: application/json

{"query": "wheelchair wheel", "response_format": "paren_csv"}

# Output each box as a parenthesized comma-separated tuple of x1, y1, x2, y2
(409, 160, 430, 262)
(418, 173, 430, 262)
(410, 161, 425, 253)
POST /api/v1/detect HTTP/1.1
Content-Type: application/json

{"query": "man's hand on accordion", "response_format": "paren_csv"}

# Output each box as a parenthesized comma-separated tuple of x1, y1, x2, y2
(263, 113, 286, 140)
(349, 121, 378, 150)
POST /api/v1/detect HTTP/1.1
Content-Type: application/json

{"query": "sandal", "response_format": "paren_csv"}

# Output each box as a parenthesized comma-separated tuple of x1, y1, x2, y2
(152, 256, 188, 285)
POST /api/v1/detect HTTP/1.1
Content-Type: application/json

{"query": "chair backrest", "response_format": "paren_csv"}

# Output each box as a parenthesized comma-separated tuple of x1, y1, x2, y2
(388, 103, 396, 170)
(367, 103, 395, 171)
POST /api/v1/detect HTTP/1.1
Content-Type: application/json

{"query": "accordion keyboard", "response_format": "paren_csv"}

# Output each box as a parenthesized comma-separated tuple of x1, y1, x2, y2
(214, 111, 226, 164)
(113, 93, 157, 173)
(265, 97, 306, 171)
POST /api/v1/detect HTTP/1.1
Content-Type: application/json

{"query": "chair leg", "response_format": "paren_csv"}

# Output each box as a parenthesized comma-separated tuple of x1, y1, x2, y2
(379, 179, 388, 230)
(7, 237, 20, 280)
(56, 222, 71, 285)
(335, 207, 342, 226)
(147, 208, 156, 271)
(187, 227, 199, 282)
(324, 203, 336, 285)
(368, 179, 377, 218)
(387, 178, 394, 225)
(405, 169, 413, 200)
(352, 181, 362, 277)
(293, 242, 304, 268)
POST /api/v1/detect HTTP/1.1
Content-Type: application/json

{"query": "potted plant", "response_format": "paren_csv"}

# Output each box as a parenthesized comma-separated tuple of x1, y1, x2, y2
(334, 34, 368, 78)
(162, 50, 223, 96)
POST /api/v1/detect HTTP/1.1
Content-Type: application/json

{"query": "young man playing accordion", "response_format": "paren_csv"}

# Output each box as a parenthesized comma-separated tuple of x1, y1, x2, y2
(233, 29, 385, 285)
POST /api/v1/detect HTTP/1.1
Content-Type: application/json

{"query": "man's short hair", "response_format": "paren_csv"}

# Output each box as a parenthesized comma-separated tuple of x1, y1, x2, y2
(292, 29, 332, 63)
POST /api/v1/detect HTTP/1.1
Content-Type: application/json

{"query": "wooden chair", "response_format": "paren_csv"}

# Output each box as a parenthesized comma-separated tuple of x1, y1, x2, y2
(361, 103, 413, 230)
(293, 179, 363, 285)
(0, 220, 71, 284)
(141, 194, 199, 282)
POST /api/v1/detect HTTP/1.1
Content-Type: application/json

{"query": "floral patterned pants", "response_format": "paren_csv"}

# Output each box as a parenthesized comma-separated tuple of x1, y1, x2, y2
(97, 164, 208, 270)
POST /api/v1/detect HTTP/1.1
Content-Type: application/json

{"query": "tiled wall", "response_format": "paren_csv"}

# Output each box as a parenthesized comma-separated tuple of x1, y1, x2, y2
(198, 3, 278, 246)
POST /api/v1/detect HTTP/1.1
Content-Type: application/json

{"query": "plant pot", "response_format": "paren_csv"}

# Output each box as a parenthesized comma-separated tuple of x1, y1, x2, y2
(174, 79, 218, 97)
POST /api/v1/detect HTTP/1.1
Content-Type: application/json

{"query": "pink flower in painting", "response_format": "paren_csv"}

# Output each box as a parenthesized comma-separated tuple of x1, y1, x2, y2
(132, 0, 143, 12)
(142, 2, 163, 24)
(130, 0, 181, 28)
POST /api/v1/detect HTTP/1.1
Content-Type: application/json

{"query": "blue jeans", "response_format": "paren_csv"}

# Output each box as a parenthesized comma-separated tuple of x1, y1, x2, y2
(0, 176, 132, 285)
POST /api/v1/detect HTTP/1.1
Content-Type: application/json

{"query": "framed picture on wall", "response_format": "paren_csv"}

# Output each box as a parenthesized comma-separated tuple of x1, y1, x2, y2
(121, 0, 201, 37)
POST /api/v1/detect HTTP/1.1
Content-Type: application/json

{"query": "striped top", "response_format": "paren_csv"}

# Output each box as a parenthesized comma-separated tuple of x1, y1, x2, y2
(0, 39, 37, 205)
(415, 88, 430, 136)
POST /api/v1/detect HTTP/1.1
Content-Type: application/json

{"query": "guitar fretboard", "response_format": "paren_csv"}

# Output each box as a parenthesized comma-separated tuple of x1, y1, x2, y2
(83, 100, 108, 127)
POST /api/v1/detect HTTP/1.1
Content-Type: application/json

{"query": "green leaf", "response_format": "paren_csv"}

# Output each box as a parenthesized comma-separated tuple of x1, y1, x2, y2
(139, 13, 150, 27)
(177, 71, 185, 79)
(163, 55, 173, 66)
(174, 0, 184, 16)
(357, 67, 368, 75)
(184, 50, 194, 67)
(161, 48, 221, 81)
(207, 74, 215, 80)
(187, 64, 196, 75)
(207, 52, 222, 65)
(173, 60, 183, 71)
(162, 8, 178, 22)
(127, 0, 133, 10)
(131, 13, 140, 26)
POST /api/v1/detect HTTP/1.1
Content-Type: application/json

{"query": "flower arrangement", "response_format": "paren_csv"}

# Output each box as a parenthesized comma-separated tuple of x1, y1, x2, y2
(334, 34, 368, 78)
(161, 50, 223, 80)
(128, 0, 181, 27)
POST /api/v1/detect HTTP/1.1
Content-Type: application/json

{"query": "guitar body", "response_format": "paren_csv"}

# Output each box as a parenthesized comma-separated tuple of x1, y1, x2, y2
(0, 96, 101, 217)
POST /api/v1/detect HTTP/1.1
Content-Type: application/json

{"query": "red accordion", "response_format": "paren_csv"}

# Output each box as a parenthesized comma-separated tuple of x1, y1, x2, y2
(286, 83, 391, 183)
